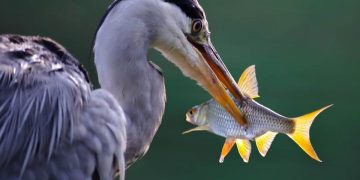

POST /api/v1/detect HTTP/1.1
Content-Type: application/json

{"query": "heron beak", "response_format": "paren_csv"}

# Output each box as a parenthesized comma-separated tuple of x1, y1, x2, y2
(187, 37, 247, 126)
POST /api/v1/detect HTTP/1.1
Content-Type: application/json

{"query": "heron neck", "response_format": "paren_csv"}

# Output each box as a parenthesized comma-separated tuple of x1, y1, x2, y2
(94, 8, 165, 164)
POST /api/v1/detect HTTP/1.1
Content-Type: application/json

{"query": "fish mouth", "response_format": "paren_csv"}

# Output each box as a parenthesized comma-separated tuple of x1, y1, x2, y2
(187, 36, 247, 126)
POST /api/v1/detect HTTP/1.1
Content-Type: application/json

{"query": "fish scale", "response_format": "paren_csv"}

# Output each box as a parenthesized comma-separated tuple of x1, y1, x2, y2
(184, 65, 331, 163)
(206, 97, 293, 140)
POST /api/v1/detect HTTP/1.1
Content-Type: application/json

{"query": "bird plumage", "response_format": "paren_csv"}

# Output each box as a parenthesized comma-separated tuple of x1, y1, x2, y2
(0, 34, 91, 170)
(1, 0, 248, 179)
(0, 35, 126, 179)
(94, 0, 168, 167)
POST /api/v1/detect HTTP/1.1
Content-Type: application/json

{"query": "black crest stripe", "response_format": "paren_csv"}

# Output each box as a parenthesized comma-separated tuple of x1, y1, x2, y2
(93, 0, 205, 52)
(164, 0, 204, 19)
(95, 0, 124, 34)
(92, 0, 124, 58)
(95, 0, 204, 35)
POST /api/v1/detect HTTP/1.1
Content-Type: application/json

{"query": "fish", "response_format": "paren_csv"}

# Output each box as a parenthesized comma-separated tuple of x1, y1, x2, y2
(184, 65, 332, 163)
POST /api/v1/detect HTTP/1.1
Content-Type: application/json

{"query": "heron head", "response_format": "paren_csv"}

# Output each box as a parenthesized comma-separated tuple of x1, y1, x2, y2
(154, 0, 245, 125)
(95, 0, 245, 125)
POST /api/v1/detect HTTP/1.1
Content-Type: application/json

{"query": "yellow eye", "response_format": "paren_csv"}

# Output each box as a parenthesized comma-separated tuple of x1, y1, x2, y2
(192, 19, 203, 33)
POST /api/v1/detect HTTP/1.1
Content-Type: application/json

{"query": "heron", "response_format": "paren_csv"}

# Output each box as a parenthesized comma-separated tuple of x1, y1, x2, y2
(0, 0, 246, 179)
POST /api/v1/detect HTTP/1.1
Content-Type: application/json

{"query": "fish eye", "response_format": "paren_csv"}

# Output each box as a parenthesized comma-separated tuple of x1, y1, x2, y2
(189, 109, 195, 115)
(188, 108, 197, 116)
(191, 19, 203, 34)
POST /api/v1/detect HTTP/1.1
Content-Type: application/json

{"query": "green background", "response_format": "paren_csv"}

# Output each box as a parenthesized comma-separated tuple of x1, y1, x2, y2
(1, 0, 359, 179)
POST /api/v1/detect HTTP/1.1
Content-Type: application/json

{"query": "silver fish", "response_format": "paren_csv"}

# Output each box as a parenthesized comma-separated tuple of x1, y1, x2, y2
(184, 65, 331, 163)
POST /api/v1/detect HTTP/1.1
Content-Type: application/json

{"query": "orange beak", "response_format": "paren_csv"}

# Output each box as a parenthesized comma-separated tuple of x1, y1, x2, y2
(187, 37, 247, 126)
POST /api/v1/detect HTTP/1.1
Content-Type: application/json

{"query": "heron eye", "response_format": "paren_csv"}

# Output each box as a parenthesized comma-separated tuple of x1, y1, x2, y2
(192, 19, 203, 33)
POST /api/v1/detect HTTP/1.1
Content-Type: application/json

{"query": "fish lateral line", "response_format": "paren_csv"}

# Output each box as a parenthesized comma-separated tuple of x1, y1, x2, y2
(184, 65, 333, 163)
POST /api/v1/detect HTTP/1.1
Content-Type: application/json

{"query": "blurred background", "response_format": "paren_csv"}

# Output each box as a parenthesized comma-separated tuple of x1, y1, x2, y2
(1, 0, 359, 179)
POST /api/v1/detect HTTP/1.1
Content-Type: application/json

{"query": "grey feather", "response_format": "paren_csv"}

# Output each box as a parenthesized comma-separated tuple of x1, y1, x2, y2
(0, 35, 127, 179)
(0, 35, 90, 174)
(1, 0, 195, 178)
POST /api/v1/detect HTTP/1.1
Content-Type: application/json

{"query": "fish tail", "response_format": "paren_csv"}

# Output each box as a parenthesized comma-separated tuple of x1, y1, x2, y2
(287, 105, 332, 162)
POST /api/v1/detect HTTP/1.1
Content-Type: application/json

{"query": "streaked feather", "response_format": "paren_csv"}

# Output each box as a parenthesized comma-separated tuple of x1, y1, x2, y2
(0, 34, 91, 175)
(0, 35, 127, 179)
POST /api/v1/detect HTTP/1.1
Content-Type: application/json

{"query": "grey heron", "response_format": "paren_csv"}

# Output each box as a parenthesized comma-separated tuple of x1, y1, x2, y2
(0, 0, 246, 179)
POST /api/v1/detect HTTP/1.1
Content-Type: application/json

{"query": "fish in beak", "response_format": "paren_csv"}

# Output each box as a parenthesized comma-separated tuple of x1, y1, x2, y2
(152, 9, 246, 126)
(186, 35, 247, 126)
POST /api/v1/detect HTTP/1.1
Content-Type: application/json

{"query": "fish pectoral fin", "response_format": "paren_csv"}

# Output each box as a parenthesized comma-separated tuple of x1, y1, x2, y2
(182, 126, 209, 134)
(237, 65, 260, 99)
(255, 132, 278, 157)
(235, 139, 252, 163)
(219, 138, 236, 163)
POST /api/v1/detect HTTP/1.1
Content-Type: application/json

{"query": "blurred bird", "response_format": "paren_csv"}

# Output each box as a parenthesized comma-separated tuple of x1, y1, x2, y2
(0, 0, 247, 179)
(184, 65, 331, 163)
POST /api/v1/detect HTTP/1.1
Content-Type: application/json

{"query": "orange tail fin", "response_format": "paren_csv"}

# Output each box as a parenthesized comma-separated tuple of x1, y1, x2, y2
(287, 105, 332, 162)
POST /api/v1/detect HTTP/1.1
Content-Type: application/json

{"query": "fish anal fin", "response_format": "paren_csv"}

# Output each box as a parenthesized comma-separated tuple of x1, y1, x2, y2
(255, 132, 278, 157)
(235, 139, 251, 163)
(182, 126, 209, 134)
(288, 104, 332, 162)
(219, 138, 236, 163)
(238, 65, 259, 99)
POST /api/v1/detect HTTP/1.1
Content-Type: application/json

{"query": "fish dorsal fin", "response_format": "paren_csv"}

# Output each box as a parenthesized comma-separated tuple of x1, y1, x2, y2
(219, 138, 236, 163)
(255, 131, 278, 157)
(182, 126, 209, 134)
(235, 139, 252, 163)
(238, 65, 259, 99)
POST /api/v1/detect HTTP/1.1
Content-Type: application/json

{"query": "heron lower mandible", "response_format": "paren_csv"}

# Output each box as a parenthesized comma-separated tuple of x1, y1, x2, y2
(0, 0, 246, 179)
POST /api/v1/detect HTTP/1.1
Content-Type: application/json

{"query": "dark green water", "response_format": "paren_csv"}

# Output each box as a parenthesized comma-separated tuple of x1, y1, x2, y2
(1, 0, 359, 179)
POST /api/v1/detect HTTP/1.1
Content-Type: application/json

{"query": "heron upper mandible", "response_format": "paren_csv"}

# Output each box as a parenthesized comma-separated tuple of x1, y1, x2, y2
(0, 0, 246, 179)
